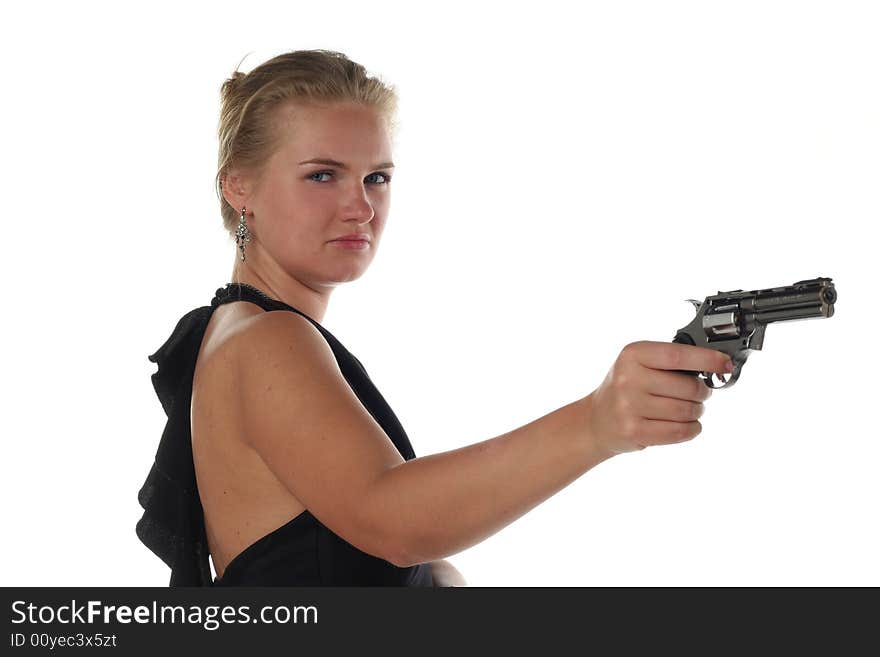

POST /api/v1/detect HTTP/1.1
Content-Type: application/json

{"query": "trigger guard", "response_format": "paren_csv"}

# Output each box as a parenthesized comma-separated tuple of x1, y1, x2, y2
(699, 364, 743, 389)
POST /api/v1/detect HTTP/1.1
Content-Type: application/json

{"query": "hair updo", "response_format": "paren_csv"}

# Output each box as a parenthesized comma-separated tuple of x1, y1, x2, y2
(215, 49, 400, 238)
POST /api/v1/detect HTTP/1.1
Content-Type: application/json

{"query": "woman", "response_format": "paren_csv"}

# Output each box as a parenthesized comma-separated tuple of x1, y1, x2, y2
(136, 49, 732, 587)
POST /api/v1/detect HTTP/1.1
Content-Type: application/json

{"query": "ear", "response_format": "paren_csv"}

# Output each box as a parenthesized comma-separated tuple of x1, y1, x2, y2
(220, 169, 253, 214)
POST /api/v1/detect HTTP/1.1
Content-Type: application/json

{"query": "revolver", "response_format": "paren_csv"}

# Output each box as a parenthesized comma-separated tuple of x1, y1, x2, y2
(671, 276, 837, 389)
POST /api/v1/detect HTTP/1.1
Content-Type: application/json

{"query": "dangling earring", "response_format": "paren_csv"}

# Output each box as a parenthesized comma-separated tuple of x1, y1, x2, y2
(236, 207, 252, 261)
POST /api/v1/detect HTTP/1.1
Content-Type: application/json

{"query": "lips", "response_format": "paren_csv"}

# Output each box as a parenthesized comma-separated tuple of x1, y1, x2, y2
(331, 234, 371, 243)
(330, 238, 371, 251)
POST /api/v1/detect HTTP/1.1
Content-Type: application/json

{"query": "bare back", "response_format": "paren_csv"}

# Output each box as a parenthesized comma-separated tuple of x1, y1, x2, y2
(190, 301, 307, 579)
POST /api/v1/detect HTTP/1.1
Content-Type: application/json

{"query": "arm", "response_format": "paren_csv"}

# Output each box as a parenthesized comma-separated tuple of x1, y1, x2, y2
(235, 310, 610, 569)
(236, 314, 726, 573)
(364, 396, 607, 567)
(371, 338, 728, 567)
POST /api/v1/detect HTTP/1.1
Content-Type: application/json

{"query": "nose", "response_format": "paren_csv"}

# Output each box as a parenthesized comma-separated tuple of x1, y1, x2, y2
(341, 183, 376, 223)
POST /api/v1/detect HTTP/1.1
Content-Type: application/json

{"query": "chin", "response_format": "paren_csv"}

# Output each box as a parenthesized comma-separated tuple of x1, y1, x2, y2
(329, 265, 369, 283)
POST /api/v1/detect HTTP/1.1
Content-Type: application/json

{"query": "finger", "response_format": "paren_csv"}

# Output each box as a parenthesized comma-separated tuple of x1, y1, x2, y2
(634, 341, 732, 375)
(636, 392, 705, 423)
(643, 368, 714, 402)
(639, 417, 703, 446)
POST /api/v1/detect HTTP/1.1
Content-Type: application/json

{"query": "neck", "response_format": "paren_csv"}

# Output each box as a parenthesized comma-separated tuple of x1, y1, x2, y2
(230, 250, 331, 324)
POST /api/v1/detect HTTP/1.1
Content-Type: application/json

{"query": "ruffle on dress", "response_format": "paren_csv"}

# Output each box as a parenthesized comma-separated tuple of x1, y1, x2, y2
(136, 298, 221, 586)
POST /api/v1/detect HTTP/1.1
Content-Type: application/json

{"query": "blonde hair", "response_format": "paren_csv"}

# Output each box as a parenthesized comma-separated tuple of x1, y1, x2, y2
(215, 49, 400, 237)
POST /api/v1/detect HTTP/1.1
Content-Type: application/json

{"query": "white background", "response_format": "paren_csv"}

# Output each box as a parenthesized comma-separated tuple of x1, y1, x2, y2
(2, 1, 877, 586)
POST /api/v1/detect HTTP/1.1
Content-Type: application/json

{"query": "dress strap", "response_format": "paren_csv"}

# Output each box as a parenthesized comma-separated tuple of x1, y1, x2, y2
(211, 282, 320, 325)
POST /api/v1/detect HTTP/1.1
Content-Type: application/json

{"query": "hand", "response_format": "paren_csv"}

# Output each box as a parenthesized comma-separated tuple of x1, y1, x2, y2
(586, 340, 731, 456)
(429, 559, 467, 587)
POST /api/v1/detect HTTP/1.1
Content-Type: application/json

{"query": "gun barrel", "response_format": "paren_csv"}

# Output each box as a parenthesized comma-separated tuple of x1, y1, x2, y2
(749, 304, 830, 323)
(749, 277, 835, 322)
(712, 277, 836, 325)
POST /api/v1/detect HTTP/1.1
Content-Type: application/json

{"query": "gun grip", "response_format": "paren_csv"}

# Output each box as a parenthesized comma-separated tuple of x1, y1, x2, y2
(671, 331, 700, 378)
(670, 331, 736, 388)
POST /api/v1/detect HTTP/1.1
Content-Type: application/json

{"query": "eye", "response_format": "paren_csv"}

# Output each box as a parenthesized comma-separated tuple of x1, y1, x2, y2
(367, 172, 392, 184)
(307, 171, 392, 184)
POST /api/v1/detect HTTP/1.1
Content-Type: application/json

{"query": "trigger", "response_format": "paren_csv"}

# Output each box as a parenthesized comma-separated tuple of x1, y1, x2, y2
(702, 366, 741, 389)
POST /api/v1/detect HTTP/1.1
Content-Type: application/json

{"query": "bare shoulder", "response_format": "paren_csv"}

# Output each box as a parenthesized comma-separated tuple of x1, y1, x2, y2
(226, 309, 409, 564)
(192, 305, 309, 576)
(232, 309, 338, 382)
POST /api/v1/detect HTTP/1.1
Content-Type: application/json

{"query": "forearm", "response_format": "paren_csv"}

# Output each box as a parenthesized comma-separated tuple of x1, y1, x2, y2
(366, 395, 612, 567)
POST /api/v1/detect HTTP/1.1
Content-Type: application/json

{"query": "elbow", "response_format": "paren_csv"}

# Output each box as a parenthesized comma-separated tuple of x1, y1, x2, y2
(387, 551, 414, 569)
(358, 472, 433, 568)
(389, 552, 426, 569)
(346, 523, 414, 568)
(383, 537, 421, 569)
(358, 478, 425, 568)
(374, 524, 427, 568)
(350, 508, 418, 568)
(384, 529, 436, 568)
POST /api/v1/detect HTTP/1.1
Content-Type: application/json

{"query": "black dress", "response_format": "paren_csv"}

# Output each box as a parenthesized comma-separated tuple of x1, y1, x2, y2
(136, 282, 434, 587)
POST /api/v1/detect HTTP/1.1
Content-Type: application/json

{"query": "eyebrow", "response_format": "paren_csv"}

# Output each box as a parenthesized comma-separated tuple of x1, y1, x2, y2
(298, 157, 395, 169)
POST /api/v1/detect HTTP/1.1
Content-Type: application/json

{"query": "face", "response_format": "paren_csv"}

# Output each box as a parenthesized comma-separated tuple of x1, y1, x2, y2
(237, 101, 394, 289)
